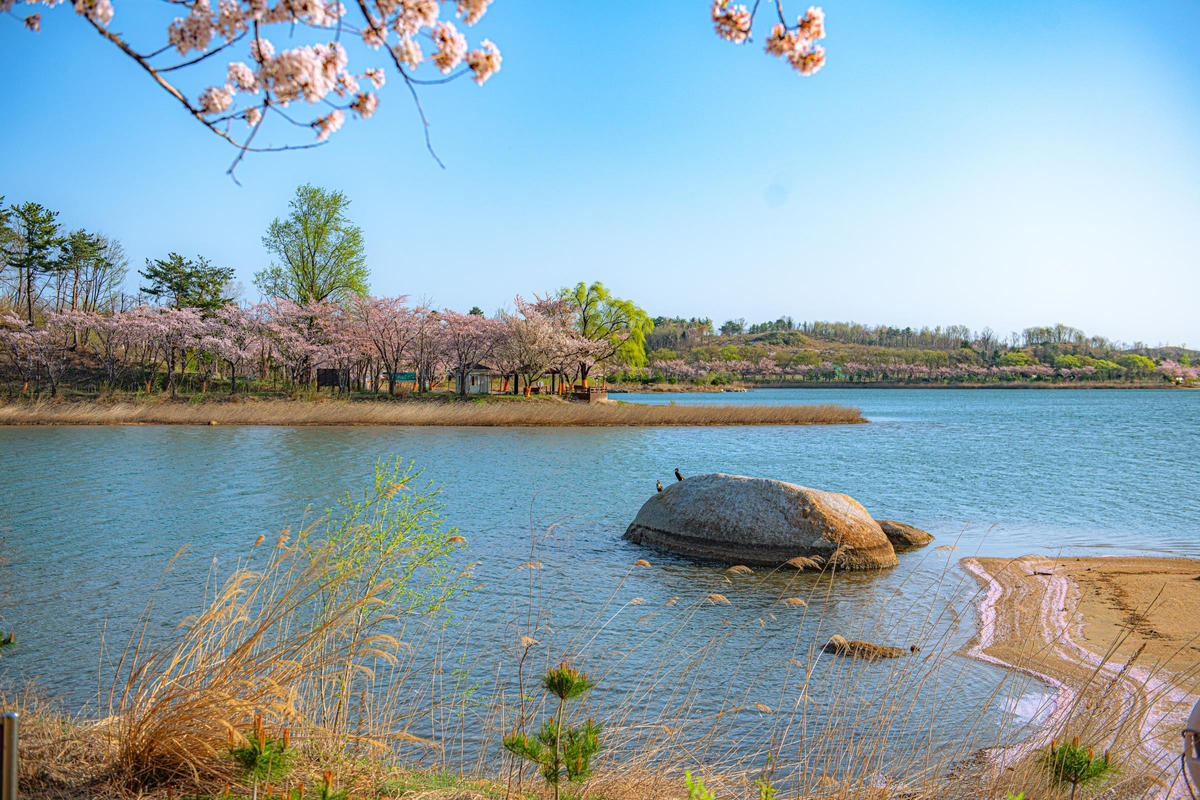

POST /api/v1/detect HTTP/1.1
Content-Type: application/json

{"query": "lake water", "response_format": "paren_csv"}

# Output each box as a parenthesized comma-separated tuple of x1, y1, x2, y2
(0, 389, 1196, 774)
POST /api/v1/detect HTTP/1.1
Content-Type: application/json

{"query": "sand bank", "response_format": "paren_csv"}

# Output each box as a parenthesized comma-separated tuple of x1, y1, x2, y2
(964, 555, 1200, 797)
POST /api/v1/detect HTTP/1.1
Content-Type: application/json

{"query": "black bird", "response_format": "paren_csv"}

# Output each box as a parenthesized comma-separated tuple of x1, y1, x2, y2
(656, 480, 664, 493)
(675, 468, 684, 482)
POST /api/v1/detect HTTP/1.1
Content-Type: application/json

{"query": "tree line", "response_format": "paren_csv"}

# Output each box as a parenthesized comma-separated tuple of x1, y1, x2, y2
(0, 185, 654, 398)
(4, 183, 1188, 396)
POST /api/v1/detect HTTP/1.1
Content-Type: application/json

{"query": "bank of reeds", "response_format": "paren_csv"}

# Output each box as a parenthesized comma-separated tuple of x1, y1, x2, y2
(4, 463, 1194, 800)
(0, 398, 864, 427)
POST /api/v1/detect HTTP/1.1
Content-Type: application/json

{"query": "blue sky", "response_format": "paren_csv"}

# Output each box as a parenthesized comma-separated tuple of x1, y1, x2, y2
(2, 1, 1198, 345)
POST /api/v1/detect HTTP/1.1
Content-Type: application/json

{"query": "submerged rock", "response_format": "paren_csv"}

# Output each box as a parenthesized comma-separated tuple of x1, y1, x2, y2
(876, 520, 934, 552)
(822, 635, 910, 660)
(622, 473, 898, 570)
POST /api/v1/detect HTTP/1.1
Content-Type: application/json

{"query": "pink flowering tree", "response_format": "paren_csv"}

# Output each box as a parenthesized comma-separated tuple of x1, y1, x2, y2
(5, 3, 824, 175)
(351, 294, 420, 394)
(100, 305, 204, 395)
(497, 298, 558, 396)
(0, 312, 77, 395)
(262, 299, 326, 385)
(199, 304, 265, 393)
(440, 308, 502, 395)
(319, 301, 371, 389)
(54, 309, 132, 386)
(154, 306, 206, 395)
(410, 306, 448, 392)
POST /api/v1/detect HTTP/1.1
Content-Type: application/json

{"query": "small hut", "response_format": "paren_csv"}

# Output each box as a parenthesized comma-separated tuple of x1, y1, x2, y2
(460, 364, 499, 395)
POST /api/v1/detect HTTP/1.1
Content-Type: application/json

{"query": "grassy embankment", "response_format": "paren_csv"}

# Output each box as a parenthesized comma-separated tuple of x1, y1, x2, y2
(0, 395, 864, 426)
(4, 464, 1197, 800)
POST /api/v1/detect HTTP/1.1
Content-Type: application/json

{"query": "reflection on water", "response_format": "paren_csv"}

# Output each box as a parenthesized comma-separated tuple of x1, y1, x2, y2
(0, 389, 1196, 765)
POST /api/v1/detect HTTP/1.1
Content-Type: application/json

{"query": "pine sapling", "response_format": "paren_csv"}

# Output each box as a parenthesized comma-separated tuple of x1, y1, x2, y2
(503, 662, 603, 800)
(1042, 736, 1114, 800)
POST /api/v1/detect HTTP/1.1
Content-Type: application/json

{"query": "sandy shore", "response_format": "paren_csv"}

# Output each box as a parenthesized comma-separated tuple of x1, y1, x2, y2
(964, 555, 1200, 797)
(0, 398, 864, 427)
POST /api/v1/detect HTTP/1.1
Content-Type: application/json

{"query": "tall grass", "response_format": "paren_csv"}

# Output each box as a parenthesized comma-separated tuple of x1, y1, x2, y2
(6, 465, 1197, 799)
(92, 459, 473, 794)
(0, 398, 864, 427)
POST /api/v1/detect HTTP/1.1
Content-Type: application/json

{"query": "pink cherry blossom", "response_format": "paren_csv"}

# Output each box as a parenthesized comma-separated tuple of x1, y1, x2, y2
(466, 39, 501, 85)
(75, 0, 112, 26)
(798, 6, 825, 41)
(711, 0, 751, 44)
(199, 84, 234, 114)
(765, 24, 797, 58)
(431, 21, 467, 73)
(361, 67, 386, 89)
(361, 19, 387, 47)
(457, 0, 492, 26)
(334, 71, 360, 98)
(350, 92, 379, 118)
(388, 0, 438, 37)
(168, 0, 215, 57)
(791, 45, 825, 75)
(314, 108, 345, 140)
(215, 0, 248, 40)
(392, 36, 423, 68)
(227, 62, 259, 93)
(249, 36, 276, 63)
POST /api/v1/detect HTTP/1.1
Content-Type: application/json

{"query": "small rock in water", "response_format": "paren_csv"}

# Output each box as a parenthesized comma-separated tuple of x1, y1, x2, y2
(875, 520, 934, 552)
(822, 635, 909, 661)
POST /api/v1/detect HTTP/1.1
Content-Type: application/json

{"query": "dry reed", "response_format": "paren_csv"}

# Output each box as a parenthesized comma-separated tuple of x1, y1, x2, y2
(0, 398, 864, 427)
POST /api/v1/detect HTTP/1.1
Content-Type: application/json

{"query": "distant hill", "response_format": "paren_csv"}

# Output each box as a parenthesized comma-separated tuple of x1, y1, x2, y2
(630, 318, 1199, 387)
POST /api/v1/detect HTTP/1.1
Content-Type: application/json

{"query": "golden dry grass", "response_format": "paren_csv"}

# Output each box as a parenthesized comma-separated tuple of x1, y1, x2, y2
(0, 397, 864, 427)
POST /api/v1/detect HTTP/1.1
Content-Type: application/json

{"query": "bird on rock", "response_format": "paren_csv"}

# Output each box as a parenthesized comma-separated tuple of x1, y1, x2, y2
(656, 480, 664, 493)
(675, 468, 684, 482)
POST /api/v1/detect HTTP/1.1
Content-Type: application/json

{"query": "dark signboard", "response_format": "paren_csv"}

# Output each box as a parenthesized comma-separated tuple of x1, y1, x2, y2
(316, 368, 349, 388)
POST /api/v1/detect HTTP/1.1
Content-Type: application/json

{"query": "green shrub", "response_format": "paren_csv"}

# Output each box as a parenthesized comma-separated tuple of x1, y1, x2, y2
(997, 350, 1036, 366)
(1053, 355, 1083, 369)
(685, 771, 716, 800)
(1116, 354, 1155, 377)
(1042, 736, 1114, 799)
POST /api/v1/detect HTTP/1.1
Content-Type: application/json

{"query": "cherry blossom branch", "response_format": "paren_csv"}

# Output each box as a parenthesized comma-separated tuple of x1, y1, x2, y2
(711, 1, 827, 75)
(11, 1, 822, 179)
(82, 14, 326, 164)
(155, 31, 246, 72)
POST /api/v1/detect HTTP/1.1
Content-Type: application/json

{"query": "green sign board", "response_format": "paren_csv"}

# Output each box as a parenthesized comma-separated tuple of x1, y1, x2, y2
(392, 372, 417, 382)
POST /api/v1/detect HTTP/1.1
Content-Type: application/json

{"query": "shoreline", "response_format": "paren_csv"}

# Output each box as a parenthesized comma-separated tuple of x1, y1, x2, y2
(963, 555, 1200, 797)
(0, 398, 865, 427)
(615, 381, 1193, 392)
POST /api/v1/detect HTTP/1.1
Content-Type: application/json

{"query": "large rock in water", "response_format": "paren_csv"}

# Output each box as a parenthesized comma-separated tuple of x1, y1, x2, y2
(623, 473, 898, 570)
(876, 520, 934, 552)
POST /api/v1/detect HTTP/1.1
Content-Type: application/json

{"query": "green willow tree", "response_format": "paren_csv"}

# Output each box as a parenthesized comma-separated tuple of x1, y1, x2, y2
(562, 281, 653, 385)
(255, 184, 369, 304)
